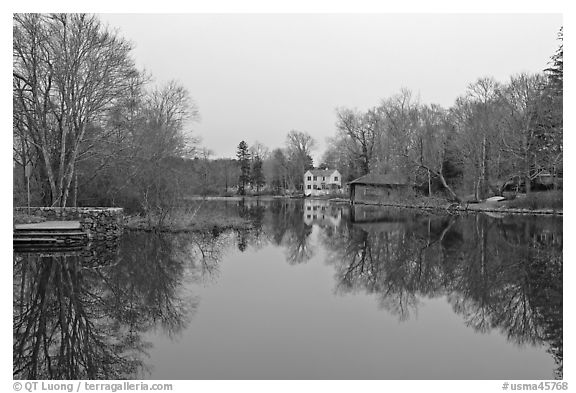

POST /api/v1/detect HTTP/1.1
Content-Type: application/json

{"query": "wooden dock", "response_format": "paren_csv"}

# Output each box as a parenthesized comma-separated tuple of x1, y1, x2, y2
(14, 221, 88, 249)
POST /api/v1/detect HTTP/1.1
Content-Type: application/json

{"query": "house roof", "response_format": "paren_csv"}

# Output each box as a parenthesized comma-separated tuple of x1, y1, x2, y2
(347, 173, 408, 186)
(306, 169, 338, 176)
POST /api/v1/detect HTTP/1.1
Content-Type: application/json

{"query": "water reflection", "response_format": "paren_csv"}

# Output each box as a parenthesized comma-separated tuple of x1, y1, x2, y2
(239, 199, 315, 264)
(320, 206, 562, 378)
(13, 199, 562, 379)
(13, 231, 232, 379)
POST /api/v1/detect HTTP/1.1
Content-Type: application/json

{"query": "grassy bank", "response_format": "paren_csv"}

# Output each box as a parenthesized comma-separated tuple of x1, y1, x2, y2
(124, 209, 253, 233)
(348, 191, 562, 216)
(504, 191, 563, 211)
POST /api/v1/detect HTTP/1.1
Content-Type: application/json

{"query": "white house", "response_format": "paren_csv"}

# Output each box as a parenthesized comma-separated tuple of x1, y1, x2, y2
(303, 169, 342, 197)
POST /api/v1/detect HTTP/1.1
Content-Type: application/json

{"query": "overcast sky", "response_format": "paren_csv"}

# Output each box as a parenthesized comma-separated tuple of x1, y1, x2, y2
(99, 13, 562, 163)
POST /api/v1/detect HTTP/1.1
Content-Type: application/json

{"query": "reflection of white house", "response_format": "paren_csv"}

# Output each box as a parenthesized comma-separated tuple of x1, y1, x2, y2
(303, 199, 342, 227)
(304, 169, 342, 197)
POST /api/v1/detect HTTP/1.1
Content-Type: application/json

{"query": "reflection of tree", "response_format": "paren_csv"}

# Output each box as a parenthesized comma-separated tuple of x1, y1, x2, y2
(102, 233, 193, 338)
(267, 200, 292, 245)
(444, 215, 562, 370)
(530, 254, 563, 379)
(174, 231, 236, 283)
(13, 254, 147, 379)
(323, 214, 454, 320)
(13, 230, 233, 380)
(269, 200, 314, 264)
(322, 211, 562, 377)
(236, 200, 267, 252)
(239, 199, 315, 264)
(283, 221, 314, 264)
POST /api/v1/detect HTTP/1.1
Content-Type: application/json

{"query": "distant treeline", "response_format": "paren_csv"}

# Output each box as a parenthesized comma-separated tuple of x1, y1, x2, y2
(13, 13, 562, 215)
(324, 30, 563, 201)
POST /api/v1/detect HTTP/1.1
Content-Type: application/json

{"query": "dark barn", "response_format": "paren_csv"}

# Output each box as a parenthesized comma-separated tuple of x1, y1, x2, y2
(348, 173, 411, 204)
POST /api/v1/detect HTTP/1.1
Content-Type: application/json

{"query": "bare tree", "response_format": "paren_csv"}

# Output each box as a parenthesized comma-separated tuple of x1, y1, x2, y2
(335, 107, 381, 175)
(267, 148, 289, 193)
(13, 13, 139, 206)
(381, 92, 461, 201)
(379, 88, 421, 175)
(450, 77, 502, 199)
(415, 104, 461, 200)
(498, 73, 548, 194)
(285, 130, 316, 190)
(249, 140, 270, 161)
(130, 81, 199, 225)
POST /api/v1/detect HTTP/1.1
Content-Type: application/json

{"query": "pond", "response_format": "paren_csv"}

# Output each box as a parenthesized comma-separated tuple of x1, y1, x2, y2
(13, 199, 563, 380)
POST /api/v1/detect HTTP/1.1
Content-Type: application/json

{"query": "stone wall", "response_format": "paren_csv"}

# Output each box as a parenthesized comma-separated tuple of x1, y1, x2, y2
(14, 207, 124, 240)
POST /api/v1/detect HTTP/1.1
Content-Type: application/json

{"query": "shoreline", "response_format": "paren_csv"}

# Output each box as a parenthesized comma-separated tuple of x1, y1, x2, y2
(347, 200, 562, 216)
(179, 195, 563, 216)
(14, 195, 562, 233)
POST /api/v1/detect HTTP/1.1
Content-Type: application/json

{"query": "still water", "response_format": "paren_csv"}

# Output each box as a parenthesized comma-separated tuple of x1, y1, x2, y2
(13, 199, 562, 380)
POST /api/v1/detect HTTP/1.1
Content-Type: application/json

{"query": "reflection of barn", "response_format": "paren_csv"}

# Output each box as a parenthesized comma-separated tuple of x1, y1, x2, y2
(350, 204, 410, 224)
(350, 205, 458, 247)
(348, 173, 411, 204)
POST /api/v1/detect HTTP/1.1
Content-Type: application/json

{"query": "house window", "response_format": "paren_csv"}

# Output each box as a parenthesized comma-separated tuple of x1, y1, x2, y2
(307, 215, 311, 219)
(307, 206, 311, 210)
(313, 176, 317, 181)
(334, 176, 338, 181)
(307, 176, 311, 181)
(323, 176, 325, 181)
(313, 185, 318, 189)
(307, 185, 311, 189)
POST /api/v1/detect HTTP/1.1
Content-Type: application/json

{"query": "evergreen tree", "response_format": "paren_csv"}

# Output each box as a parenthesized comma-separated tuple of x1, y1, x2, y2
(236, 141, 251, 195)
(539, 26, 563, 187)
(545, 27, 563, 95)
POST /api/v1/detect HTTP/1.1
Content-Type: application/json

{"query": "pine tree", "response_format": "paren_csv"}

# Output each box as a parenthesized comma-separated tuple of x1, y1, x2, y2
(236, 141, 251, 195)
(545, 27, 563, 95)
(539, 27, 563, 188)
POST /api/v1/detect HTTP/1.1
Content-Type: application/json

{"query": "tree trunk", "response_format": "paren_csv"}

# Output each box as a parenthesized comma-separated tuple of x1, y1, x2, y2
(525, 154, 531, 194)
(72, 171, 78, 207)
(437, 171, 461, 203)
(478, 136, 489, 199)
(40, 145, 58, 206)
(21, 137, 27, 201)
(416, 161, 461, 203)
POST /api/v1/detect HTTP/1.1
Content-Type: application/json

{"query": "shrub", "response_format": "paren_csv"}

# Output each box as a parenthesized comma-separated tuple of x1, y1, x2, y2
(506, 191, 563, 210)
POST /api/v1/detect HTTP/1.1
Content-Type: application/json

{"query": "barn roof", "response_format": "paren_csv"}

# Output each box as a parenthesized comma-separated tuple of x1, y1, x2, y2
(347, 173, 408, 186)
